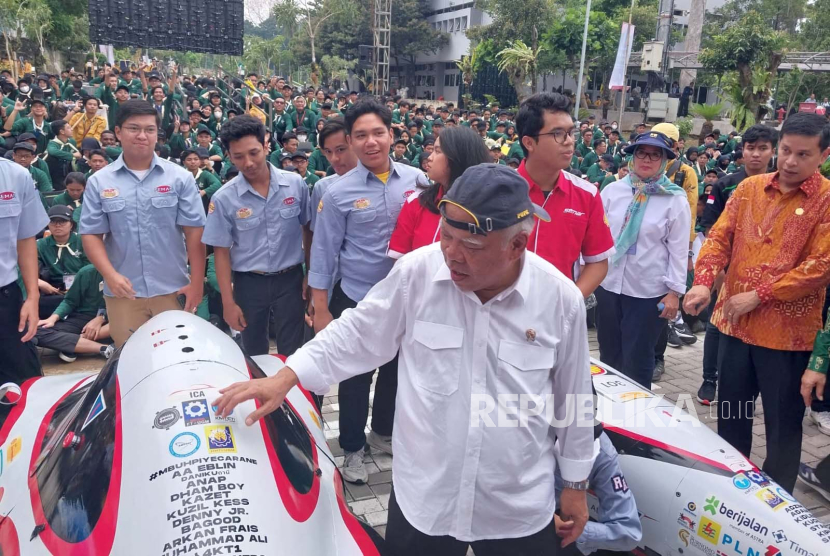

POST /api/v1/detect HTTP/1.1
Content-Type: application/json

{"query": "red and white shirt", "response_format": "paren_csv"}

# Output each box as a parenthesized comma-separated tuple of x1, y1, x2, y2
(519, 160, 615, 279)
(388, 189, 442, 259)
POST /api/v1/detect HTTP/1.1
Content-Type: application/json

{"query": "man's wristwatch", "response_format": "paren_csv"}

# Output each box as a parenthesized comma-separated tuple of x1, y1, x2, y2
(562, 479, 590, 491)
(688, 250, 694, 258)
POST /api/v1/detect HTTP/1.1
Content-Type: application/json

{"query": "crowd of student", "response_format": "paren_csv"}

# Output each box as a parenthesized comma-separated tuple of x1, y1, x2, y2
(4, 62, 830, 551)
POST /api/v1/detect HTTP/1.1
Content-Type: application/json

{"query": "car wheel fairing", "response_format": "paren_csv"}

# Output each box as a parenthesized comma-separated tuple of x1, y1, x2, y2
(28, 355, 122, 555)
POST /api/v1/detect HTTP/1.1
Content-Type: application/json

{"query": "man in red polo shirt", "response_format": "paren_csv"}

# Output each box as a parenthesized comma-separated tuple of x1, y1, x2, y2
(516, 93, 615, 296)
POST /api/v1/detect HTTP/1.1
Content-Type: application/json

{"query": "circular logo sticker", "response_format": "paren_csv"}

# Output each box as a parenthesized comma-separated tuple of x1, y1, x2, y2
(169, 432, 200, 458)
(153, 407, 181, 430)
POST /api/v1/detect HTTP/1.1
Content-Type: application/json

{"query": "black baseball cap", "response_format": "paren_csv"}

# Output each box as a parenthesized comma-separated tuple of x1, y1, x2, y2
(116, 84, 129, 93)
(12, 141, 35, 153)
(290, 151, 308, 160)
(195, 147, 210, 159)
(48, 205, 73, 221)
(17, 133, 36, 143)
(29, 98, 46, 107)
(438, 163, 550, 236)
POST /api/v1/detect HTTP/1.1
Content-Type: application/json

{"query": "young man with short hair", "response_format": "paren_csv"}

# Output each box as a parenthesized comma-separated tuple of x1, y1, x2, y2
(516, 92, 615, 297)
(202, 115, 310, 357)
(310, 99, 428, 483)
(80, 99, 206, 346)
(685, 113, 830, 492)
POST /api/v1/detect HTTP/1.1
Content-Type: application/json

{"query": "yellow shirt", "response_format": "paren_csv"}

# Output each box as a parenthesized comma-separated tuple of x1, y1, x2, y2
(375, 171, 390, 184)
(69, 112, 107, 145)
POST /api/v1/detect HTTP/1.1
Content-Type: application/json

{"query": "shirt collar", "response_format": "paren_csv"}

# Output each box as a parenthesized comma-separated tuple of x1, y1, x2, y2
(355, 157, 399, 184)
(235, 163, 286, 197)
(766, 171, 822, 197)
(111, 153, 160, 176)
(518, 159, 569, 195)
(432, 253, 529, 304)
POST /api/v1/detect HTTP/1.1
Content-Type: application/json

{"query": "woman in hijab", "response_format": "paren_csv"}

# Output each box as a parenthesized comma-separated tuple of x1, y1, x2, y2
(595, 131, 691, 388)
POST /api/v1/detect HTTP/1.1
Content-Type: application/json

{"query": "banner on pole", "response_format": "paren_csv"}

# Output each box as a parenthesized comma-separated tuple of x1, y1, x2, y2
(609, 23, 635, 90)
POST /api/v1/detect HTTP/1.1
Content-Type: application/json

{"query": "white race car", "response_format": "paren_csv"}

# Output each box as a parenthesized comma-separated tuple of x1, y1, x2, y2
(0, 310, 827, 556)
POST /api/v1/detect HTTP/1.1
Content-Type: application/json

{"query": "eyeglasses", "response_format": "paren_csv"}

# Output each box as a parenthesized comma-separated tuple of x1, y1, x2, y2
(535, 129, 578, 144)
(633, 150, 664, 162)
(122, 126, 158, 136)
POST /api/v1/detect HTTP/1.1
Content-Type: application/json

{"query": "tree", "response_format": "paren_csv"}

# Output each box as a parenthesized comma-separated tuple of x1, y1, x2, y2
(21, 0, 52, 69)
(496, 39, 545, 103)
(698, 11, 784, 121)
(390, 0, 448, 89)
(320, 54, 356, 84)
(467, 0, 554, 51)
(273, 0, 347, 67)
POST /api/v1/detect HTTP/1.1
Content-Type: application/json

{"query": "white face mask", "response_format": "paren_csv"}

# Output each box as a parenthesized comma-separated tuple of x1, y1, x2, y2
(19, 85, 30, 94)
(297, 133, 308, 143)
(611, 124, 618, 130)
(214, 110, 222, 119)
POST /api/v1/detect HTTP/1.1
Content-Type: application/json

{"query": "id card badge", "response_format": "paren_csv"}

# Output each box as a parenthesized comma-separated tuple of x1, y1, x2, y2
(63, 274, 76, 291)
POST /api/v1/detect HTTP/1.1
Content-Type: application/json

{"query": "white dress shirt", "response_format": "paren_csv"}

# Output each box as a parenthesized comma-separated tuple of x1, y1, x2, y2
(599, 179, 691, 298)
(287, 243, 596, 542)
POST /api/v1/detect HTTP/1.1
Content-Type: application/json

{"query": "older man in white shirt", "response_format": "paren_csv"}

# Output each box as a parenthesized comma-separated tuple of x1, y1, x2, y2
(214, 164, 597, 555)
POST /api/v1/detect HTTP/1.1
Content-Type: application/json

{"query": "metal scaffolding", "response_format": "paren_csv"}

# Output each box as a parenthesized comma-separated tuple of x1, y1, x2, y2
(373, 0, 391, 96)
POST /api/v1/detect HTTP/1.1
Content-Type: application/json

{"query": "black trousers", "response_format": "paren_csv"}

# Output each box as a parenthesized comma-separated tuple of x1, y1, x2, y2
(702, 290, 721, 383)
(329, 281, 397, 453)
(0, 283, 42, 422)
(35, 313, 95, 353)
(39, 294, 63, 320)
(386, 488, 560, 556)
(717, 333, 809, 492)
(595, 287, 665, 388)
(233, 266, 305, 357)
(816, 454, 830, 485)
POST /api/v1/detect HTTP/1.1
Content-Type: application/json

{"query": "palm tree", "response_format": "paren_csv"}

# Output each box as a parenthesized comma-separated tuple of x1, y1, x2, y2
(456, 49, 477, 90)
(689, 102, 725, 140)
(496, 40, 545, 104)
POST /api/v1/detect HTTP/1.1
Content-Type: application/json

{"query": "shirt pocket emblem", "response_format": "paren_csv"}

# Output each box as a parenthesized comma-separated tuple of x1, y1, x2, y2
(0, 201, 21, 218)
(156, 185, 172, 194)
(0, 191, 15, 201)
(101, 199, 126, 213)
(353, 198, 371, 209)
(102, 188, 119, 199)
(283, 196, 296, 206)
(151, 195, 178, 209)
(352, 208, 377, 224)
(236, 207, 253, 219)
(411, 320, 464, 396)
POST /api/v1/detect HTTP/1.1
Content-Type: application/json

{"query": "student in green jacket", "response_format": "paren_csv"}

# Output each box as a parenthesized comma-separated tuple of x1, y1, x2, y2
(291, 151, 320, 188)
(586, 154, 615, 187)
(195, 126, 224, 171)
(99, 82, 131, 131)
(4, 98, 52, 153)
(726, 150, 744, 174)
(99, 129, 122, 160)
(580, 138, 607, 175)
(576, 128, 594, 162)
(45, 119, 81, 187)
(182, 149, 222, 213)
(391, 140, 413, 167)
(600, 163, 629, 191)
(308, 144, 331, 178)
(49, 172, 86, 227)
(13, 142, 52, 196)
(35, 263, 113, 362)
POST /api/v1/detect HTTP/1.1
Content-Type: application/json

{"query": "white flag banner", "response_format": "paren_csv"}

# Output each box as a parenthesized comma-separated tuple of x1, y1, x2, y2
(99, 44, 115, 65)
(609, 23, 635, 90)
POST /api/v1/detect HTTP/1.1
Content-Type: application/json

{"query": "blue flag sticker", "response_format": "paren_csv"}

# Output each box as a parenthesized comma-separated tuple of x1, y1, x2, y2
(82, 391, 107, 431)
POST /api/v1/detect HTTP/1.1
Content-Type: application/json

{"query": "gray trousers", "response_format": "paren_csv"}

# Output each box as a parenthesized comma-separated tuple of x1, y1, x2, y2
(35, 313, 95, 354)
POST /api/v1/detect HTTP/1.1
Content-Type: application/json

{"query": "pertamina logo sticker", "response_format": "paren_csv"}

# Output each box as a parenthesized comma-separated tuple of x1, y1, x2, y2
(0, 191, 14, 201)
(156, 185, 172, 194)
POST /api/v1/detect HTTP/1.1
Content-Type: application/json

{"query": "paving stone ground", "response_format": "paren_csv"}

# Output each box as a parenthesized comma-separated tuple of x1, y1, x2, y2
(41, 326, 830, 542)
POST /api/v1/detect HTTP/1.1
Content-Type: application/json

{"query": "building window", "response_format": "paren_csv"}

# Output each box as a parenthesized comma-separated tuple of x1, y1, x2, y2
(449, 18, 455, 32)
(461, 16, 468, 30)
(442, 20, 448, 33)
(455, 18, 461, 32)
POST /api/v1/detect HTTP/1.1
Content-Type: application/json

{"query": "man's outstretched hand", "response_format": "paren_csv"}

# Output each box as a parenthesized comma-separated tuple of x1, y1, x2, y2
(213, 366, 300, 426)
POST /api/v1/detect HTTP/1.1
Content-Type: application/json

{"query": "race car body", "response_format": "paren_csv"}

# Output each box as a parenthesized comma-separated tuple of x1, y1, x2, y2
(0, 311, 383, 556)
(0, 311, 827, 555)
(591, 362, 829, 556)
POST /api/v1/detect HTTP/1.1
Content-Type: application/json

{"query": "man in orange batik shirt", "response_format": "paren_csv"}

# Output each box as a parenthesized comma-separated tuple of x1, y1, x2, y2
(685, 113, 830, 493)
